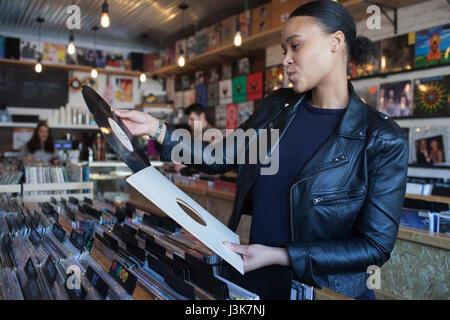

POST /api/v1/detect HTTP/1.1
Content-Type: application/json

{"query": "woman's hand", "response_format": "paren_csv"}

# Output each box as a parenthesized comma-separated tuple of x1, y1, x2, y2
(223, 242, 290, 273)
(114, 109, 160, 137)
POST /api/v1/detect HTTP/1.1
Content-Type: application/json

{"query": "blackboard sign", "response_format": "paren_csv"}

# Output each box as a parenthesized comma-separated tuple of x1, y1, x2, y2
(0, 64, 68, 108)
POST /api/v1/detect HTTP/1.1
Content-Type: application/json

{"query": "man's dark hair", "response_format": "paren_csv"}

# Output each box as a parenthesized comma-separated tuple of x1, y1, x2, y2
(184, 103, 205, 117)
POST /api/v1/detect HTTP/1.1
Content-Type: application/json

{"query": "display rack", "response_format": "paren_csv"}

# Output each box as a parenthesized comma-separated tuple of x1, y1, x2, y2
(22, 181, 93, 202)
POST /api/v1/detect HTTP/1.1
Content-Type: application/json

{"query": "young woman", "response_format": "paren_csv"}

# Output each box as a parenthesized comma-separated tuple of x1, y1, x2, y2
(18, 122, 60, 164)
(115, 0, 408, 299)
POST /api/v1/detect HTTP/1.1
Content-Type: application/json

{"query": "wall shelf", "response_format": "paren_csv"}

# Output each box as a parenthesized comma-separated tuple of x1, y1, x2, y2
(0, 58, 143, 77)
(0, 122, 98, 130)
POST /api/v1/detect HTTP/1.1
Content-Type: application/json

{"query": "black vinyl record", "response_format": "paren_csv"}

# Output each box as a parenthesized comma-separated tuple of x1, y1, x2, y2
(81, 85, 150, 173)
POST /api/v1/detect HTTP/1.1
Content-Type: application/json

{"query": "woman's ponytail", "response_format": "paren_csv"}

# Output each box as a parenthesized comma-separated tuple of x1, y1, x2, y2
(350, 36, 380, 66)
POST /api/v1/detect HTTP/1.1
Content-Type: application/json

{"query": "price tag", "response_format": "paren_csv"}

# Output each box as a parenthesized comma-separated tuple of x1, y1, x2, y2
(108, 259, 137, 295)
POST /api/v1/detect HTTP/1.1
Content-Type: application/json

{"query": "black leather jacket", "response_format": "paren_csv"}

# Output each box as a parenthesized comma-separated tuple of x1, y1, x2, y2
(156, 83, 409, 298)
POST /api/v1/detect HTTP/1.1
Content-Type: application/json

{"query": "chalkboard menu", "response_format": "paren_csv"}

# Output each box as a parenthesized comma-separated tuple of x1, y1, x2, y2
(0, 64, 68, 108)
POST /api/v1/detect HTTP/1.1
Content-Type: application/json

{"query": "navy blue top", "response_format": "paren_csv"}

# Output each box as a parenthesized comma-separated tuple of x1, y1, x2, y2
(249, 99, 347, 247)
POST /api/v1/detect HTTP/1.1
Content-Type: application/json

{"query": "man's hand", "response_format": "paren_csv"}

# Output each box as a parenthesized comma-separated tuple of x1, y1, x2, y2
(223, 242, 290, 273)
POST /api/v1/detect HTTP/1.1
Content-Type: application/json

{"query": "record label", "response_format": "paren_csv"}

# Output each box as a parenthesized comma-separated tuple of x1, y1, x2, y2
(108, 117, 134, 152)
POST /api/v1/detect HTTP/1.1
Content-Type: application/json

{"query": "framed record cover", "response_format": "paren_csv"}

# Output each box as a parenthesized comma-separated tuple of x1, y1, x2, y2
(219, 79, 232, 105)
(195, 84, 208, 107)
(232, 76, 247, 103)
(412, 126, 449, 165)
(215, 105, 227, 130)
(413, 75, 450, 117)
(226, 103, 238, 130)
(415, 23, 450, 68)
(378, 80, 413, 117)
(247, 72, 264, 101)
(43, 43, 65, 64)
(207, 82, 219, 107)
(20, 40, 42, 61)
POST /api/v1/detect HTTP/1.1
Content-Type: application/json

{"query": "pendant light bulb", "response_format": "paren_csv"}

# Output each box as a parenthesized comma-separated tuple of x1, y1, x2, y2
(91, 68, 98, 78)
(100, 1, 110, 28)
(35, 61, 42, 73)
(234, 30, 242, 47)
(139, 72, 147, 83)
(67, 33, 76, 55)
(178, 54, 185, 67)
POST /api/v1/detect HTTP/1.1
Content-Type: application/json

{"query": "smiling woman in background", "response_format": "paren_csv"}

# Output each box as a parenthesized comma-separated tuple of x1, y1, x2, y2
(18, 122, 60, 165)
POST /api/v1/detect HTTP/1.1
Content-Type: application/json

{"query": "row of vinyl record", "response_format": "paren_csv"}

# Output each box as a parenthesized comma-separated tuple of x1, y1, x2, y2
(0, 196, 259, 300)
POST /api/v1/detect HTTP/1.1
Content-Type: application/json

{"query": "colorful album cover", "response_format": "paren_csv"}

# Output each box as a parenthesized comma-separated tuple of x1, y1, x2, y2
(207, 82, 219, 107)
(247, 72, 263, 101)
(195, 84, 208, 107)
(221, 63, 233, 80)
(114, 78, 133, 102)
(0, 37, 4, 58)
(414, 135, 446, 165)
(237, 57, 250, 76)
(20, 40, 42, 61)
(226, 103, 238, 130)
(219, 79, 233, 105)
(354, 84, 378, 108)
(415, 24, 450, 68)
(42, 43, 65, 64)
(215, 105, 227, 130)
(238, 101, 255, 126)
(208, 66, 220, 83)
(413, 75, 450, 117)
(347, 41, 381, 78)
(380, 34, 414, 72)
(105, 52, 125, 69)
(378, 81, 413, 117)
(265, 65, 284, 95)
(232, 76, 247, 103)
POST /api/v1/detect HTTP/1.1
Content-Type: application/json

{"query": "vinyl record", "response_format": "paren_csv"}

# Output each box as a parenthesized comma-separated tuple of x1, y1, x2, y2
(81, 85, 150, 173)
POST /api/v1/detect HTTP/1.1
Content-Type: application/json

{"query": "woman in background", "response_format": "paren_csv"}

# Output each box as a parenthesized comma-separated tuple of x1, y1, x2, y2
(18, 122, 60, 165)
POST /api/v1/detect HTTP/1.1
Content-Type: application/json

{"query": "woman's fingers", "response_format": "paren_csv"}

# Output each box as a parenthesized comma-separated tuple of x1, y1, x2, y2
(223, 242, 249, 255)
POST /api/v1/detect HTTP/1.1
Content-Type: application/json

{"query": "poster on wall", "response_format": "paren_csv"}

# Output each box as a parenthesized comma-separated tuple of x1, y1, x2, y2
(42, 43, 65, 64)
(378, 81, 413, 117)
(114, 78, 133, 103)
(215, 105, 227, 130)
(226, 103, 238, 130)
(20, 40, 42, 61)
(413, 134, 446, 165)
(415, 23, 450, 68)
(413, 75, 450, 117)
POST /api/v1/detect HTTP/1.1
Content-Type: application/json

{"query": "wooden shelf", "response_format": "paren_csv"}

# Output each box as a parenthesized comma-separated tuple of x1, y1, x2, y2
(0, 122, 98, 130)
(153, 26, 284, 77)
(0, 58, 143, 77)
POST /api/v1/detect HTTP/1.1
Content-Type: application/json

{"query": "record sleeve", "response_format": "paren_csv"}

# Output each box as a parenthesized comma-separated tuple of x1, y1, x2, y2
(81, 86, 150, 173)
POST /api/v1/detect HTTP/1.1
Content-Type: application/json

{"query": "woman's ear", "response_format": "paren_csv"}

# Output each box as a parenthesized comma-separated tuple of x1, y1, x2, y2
(331, 30, 346, 53)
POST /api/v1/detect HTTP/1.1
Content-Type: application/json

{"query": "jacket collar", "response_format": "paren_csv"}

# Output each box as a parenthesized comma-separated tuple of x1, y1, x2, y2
(288, 81, 367, 138)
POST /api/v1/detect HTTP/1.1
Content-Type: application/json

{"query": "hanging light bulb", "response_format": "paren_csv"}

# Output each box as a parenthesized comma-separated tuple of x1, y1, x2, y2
(178, 47, 186, 67)
(91, 67, 98, 78)
(139, 72, 147, 83)
(100, 0, 110, 28)
(35, 58, 42, 73)
(234, 30, 242, 47)
(67, 32, 76, 55)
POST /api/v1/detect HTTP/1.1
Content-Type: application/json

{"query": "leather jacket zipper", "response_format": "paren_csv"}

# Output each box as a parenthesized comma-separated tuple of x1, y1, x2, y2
(311, 187, 366, 205)
(289, 160, 347, 241)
